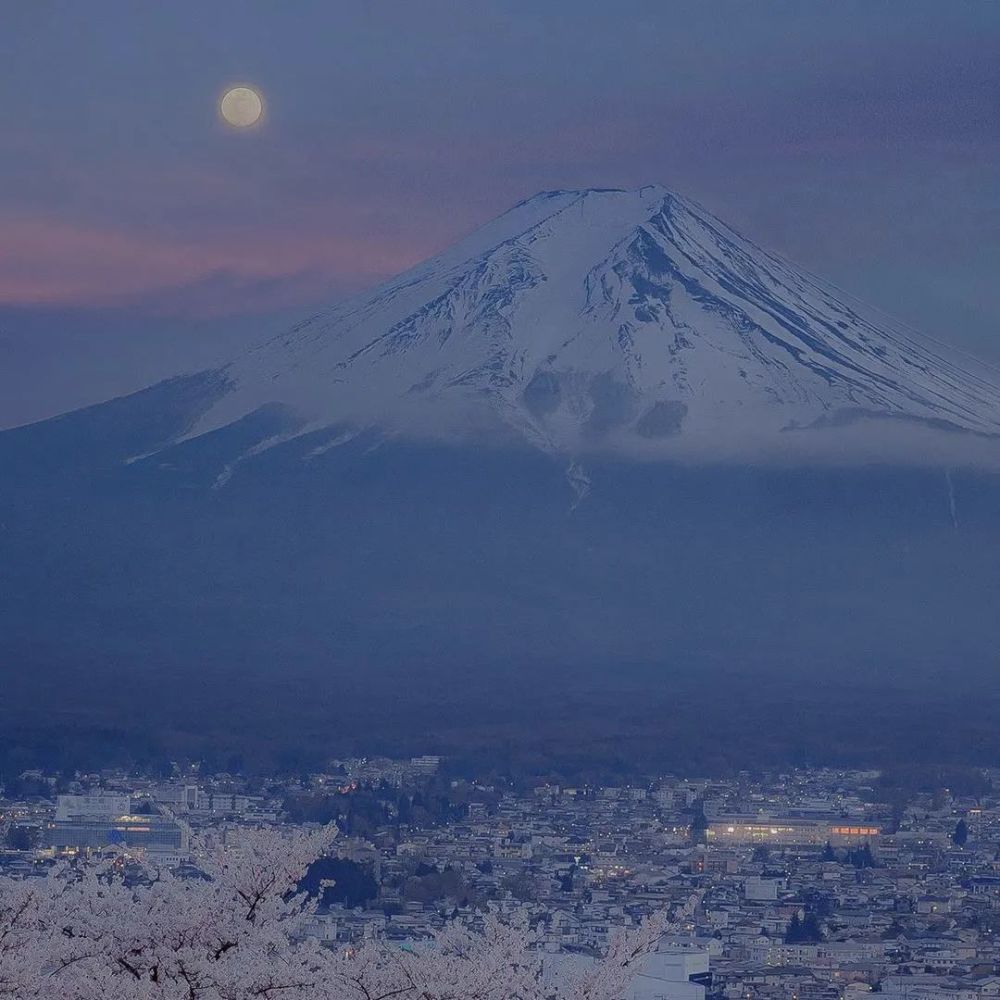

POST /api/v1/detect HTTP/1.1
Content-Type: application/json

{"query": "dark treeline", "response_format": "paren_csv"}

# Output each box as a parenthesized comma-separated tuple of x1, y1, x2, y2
(1, 658, 998, 786)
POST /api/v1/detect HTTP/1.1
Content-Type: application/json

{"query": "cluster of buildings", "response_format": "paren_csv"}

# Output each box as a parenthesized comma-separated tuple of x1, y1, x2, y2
(3, 762, 999, 999)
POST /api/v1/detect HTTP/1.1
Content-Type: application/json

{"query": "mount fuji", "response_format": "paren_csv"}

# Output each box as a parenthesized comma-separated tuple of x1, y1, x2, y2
(2, 187, 999, 766)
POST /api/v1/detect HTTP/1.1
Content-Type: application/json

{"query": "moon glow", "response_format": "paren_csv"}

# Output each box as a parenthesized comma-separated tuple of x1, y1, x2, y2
(220, 86, 263, 128)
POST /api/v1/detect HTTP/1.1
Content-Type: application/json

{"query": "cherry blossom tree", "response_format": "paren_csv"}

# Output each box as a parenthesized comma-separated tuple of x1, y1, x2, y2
(0, 825, 693, 1000)
(0, 878, 49, 998)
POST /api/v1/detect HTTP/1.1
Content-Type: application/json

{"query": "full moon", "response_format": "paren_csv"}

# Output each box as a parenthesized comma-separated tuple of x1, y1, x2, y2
(220, 86, 263, 128)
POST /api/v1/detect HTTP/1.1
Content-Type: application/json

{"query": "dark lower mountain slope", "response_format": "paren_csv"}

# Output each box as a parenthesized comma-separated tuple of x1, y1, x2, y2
(2, 376, 998, 773)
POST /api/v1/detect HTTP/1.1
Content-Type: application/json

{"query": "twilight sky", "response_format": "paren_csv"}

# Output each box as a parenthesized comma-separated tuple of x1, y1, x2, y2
(2, 0, 998, 427)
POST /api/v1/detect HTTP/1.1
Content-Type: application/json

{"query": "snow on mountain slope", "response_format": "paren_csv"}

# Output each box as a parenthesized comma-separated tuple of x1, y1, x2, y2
(194, 186, 1000, 463)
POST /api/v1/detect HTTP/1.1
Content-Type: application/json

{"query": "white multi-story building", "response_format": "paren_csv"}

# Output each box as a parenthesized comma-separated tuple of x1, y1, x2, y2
(54, 793, 130, 822)
(628, 949, 711, 1000)
(545, 945, 711, 1000)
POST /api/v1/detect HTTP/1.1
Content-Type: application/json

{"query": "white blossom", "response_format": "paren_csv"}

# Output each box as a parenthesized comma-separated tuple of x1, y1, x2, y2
(0, 826, 690, 1000)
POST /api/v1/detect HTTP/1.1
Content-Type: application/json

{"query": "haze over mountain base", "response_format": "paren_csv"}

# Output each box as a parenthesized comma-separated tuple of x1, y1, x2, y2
(2, 373, 999, 774)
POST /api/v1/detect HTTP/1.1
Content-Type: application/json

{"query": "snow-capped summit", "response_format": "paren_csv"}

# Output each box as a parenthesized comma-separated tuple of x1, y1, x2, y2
(196, 186, 1000, 463)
